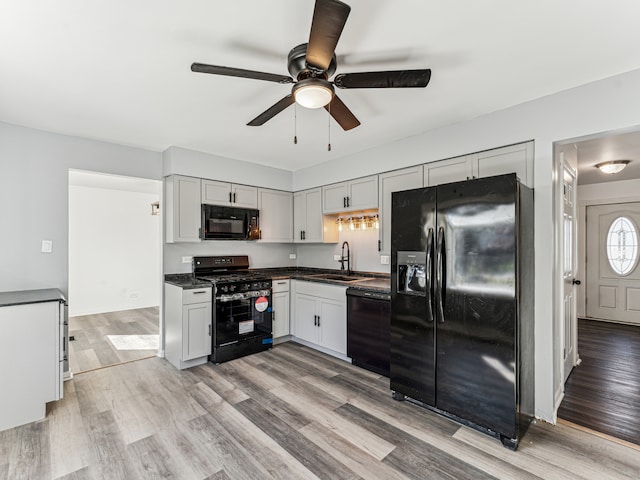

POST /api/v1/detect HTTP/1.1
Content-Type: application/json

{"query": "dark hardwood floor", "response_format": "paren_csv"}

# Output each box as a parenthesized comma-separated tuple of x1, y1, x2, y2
(1, 342, 639, 479)
(69, 307, 159, 373)
(558, 318, 640, 445)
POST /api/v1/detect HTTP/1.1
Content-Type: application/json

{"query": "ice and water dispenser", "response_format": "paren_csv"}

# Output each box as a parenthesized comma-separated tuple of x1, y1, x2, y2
(397, 251, 427, 296)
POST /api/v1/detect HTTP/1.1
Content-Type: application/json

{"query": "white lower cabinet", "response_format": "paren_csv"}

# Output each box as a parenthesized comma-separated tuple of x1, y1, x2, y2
(292, 281, 347, 356)
(0, 296, 64, 432)
(164, 284, 212, 369)
(272, 279, 290, 339)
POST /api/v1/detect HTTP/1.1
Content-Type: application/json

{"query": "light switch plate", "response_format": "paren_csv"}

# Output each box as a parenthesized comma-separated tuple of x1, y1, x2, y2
(333, 254, 341, 261)
(41, 240, 53, 253)
(289, 253, 297, 259)
(380, 255, 390, 265)
(182, 256, 192, 264)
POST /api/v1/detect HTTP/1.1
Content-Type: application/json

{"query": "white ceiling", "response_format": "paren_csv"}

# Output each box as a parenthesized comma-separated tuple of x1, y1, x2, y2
(2, 1, 640, 172)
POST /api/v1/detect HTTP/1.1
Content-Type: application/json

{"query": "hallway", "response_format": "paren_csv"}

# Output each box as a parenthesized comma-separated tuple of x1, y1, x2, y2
(558, 318, 640, 446)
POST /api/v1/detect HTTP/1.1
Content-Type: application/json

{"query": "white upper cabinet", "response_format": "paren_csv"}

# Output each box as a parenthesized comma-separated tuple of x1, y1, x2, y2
(423, 141, 534, 188)
(201, 179, 258, 209)
(322, 175, 378, 213)
(165, 175, 201, 243)
(378, 166, 424, 255)
(258, 188, 293, 242)
(475, 141, 534, 187)
(424, 155, 474, 186)
(294, 188, 338, 243)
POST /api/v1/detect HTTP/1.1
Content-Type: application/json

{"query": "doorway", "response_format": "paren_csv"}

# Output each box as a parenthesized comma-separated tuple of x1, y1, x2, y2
(557, 128, 640, 446)
(68, 170, 162, 373)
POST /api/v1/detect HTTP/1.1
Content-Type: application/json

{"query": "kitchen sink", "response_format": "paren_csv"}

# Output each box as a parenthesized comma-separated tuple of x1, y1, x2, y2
(306, 273, 366, 282)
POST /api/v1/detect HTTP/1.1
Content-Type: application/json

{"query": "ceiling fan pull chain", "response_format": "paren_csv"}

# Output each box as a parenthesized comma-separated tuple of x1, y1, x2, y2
(327, 102, 332, 151)
(294, 103, 298, 144)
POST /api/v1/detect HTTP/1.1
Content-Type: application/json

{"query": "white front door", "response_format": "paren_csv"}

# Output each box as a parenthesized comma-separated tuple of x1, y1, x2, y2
(561, 159, 579, 383)
(586, 203, 640, 325)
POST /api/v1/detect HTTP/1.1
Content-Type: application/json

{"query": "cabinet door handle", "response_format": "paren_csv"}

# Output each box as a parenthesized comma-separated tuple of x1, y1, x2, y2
(229, 192, 232, 203)
(192, 290, 207, 294)
(277, 281, 287, 285)
(343, 197, 346, 208)
(273, 311, 276, 322)
(208, 324, 212, 336)
(378, 240, 381, 252)
(233, 192, 236, 203)
(347, 197, 350, 208)
(302, 230, 306, 240)
(317, 315, 320, 327)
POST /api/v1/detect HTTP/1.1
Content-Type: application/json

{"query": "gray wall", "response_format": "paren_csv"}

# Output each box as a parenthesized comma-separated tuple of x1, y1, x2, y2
(292, 67, 640, 423)
(0, 122, 163, 295)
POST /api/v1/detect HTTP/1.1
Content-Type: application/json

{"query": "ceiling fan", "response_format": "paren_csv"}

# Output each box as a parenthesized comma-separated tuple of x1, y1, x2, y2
(191, 0, 431, 131)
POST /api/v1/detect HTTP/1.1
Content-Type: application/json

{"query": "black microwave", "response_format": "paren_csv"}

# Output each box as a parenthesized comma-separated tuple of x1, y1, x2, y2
(201, 204, 260, 240)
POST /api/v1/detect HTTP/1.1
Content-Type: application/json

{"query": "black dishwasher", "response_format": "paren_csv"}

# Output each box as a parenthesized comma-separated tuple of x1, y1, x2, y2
(346, 288, 391, 377)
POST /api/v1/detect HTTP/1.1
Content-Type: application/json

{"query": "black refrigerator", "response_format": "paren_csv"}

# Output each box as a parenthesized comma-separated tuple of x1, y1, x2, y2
(390, 173, 534, 450)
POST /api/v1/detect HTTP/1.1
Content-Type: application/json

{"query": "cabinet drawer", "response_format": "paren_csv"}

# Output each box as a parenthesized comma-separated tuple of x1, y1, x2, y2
(182, 287, 212, 305)
(272, 279, 290, 293)
(295, 281, 346, 301)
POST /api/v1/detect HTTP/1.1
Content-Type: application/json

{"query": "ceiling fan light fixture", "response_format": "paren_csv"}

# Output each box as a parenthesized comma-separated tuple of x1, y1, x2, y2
(292, 78, 334, 109)
(595, 160, 630, 174)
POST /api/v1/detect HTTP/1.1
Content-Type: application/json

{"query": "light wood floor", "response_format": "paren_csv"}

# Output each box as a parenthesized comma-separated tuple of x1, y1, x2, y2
(1, 342, 639, 480)
(69, 307, 159, 373)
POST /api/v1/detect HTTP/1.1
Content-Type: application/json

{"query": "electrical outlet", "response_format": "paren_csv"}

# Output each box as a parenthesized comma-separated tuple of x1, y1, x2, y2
(41, 240, 53, 253)
(289, 253, 297, 259)
(333, 254, 341, 261)
(380, 255, 390, 265)
(182, 256, 192, 264)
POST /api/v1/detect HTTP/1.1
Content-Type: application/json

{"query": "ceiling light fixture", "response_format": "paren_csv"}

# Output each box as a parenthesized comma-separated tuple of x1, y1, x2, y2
(292, 78, 334, 109)
(595, 160, 630, 174)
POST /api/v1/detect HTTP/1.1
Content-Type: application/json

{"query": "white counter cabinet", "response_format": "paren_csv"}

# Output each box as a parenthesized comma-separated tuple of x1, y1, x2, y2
(0, 290, 65, 432)
(272, 279, 291, 340)
(291, 280, 347, 357)
(164, 284, 212, 369)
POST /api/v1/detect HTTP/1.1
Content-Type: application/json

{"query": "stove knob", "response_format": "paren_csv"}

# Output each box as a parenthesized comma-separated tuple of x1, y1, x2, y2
(229, 285, 236, 292)
(232, 293, 243, 301)
(259, 290, 270, 296)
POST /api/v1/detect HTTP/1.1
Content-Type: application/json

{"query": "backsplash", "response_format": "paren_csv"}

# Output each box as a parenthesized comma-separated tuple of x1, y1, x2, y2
(163, 241, 296, 274)
(295, 227, 387, 274)
(164, 226, 387, 275)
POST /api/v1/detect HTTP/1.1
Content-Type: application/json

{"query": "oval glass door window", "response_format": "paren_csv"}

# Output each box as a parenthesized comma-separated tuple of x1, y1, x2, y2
(606, 216, 639, 275)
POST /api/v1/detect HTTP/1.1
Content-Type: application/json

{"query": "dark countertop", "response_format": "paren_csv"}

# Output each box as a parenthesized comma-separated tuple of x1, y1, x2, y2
(165, 267, 391, 293)
(164, 274, 213, 289)
(0, 288, 67, 307)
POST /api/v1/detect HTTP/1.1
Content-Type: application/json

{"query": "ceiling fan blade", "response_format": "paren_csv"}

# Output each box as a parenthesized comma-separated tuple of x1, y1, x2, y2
(191, 63, 293, 84)
(247, 95, 295, 126)
(324, 95, 360, 131)
(306, 0, 351, 71)
(334, 69, 431, 89)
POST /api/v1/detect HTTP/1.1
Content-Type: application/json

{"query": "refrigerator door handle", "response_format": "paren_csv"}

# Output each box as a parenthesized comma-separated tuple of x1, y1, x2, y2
(426, 227, 435, 322)
(436, 226, 445, 323)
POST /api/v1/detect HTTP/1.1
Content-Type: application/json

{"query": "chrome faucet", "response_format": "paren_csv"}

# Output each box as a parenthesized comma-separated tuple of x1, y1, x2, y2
(340, 241, 351, 275)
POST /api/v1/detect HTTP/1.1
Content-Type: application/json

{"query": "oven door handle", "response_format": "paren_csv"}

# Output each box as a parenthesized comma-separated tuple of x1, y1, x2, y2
(216, 290, 272, 302)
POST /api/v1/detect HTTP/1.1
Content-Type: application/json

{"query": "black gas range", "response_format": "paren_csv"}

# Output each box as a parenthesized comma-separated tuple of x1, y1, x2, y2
(193, 256, 273, 363)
